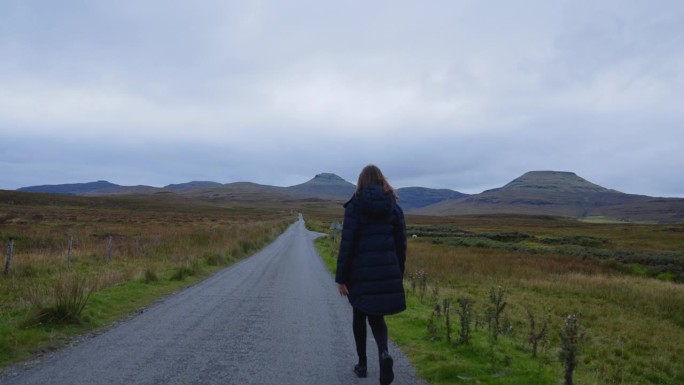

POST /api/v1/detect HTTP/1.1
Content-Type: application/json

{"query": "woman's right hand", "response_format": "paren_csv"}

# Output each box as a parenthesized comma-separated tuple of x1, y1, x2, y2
(338, 283, 349, 296)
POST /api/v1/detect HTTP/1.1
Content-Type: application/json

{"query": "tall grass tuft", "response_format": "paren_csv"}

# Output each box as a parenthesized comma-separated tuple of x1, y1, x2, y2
(170, 260, 202, 281)
(24, 270, 96, 325)
(143, 268, 158, 283)
(204, 252, 227, 266)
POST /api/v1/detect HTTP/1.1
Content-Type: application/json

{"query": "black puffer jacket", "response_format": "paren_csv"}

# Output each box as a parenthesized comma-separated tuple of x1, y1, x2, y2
(335, 185, 407, 315)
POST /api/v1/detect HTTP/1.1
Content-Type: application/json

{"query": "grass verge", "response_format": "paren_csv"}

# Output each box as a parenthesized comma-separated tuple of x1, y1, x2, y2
(1, 213, 291, 372)
(314, 229, 684, 385)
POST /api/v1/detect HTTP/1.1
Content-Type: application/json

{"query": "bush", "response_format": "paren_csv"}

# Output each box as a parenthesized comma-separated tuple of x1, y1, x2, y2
(559, 314, 583, 385)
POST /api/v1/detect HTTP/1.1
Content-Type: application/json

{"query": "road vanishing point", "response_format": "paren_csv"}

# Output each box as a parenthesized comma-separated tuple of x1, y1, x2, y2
(2, 216, 426, 385)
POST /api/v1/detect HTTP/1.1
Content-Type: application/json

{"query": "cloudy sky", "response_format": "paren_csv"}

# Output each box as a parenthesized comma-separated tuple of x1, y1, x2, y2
(1, 0, 683, 197)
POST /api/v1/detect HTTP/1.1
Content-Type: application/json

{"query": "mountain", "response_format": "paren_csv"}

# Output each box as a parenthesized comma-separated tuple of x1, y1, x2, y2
(16, 180, 159, 195)
(17, 180, 118, 195)
(286, 173, 356, 199)
(174, 181, 294, 205)
(15, 173, 465, 211)
(489, 171, 616, 194)
(163, 181, 223, 191)
(418, 171, 684, 223)
(395, 187, 468, 211)
(17, 170, 683, 222)
(284, 174, 468, 209)
(174, 175, 353, 205)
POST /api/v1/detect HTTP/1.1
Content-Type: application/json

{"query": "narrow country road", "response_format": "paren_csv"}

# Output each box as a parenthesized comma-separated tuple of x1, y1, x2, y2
(2, 217, 426, 385)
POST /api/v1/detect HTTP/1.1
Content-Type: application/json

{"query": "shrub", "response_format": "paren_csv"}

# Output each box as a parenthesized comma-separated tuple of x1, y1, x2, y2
(456, 297, 474, 345)
(486, 286, 507, 342)
(559, 314, 583, 385)
(526, 306, 548, 358)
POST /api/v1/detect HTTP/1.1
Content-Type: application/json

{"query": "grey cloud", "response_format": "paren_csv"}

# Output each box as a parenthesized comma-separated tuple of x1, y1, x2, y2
(1, 0, 683, 198)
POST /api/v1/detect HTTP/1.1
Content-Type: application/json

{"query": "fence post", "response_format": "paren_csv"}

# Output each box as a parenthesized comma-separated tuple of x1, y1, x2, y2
(330, 220, 341, 244)
(135, 236, 141, 257)
(4, 238, 14, 276)
(106, 236, 113, 261)
(67, 235, 73, 264)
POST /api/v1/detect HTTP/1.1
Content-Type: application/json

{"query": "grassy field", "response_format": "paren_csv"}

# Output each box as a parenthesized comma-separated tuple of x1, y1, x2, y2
(3, 191, 683, 384)
(0, 191, 293, 370)
(309, 213, 684, 385)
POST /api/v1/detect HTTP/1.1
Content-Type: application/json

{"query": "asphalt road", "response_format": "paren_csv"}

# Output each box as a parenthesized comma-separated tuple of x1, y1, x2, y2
(2, 216, 426, 385)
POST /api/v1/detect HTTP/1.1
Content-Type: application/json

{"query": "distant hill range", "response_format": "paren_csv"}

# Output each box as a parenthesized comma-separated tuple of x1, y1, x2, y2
(417, 171, 684, 223)
(15, 171, 684, 223)
(16, 173, 463, 210)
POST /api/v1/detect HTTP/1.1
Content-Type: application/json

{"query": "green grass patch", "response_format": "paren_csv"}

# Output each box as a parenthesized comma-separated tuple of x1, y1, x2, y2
(387, 294, 558, 385)
(315, 235, 558, 384)
(314, 237, 337, 274)
(579, 216, 629, 224)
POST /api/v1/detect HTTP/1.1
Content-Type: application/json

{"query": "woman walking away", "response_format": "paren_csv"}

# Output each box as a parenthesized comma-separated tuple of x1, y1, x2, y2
(336, 164, 407, 385)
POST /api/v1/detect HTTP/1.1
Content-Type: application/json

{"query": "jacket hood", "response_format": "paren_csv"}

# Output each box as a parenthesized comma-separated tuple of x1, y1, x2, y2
(356, 185, 394, 218)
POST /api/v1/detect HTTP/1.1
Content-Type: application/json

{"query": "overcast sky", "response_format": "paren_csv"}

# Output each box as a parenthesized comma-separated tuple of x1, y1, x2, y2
(1, 0, 683, 197)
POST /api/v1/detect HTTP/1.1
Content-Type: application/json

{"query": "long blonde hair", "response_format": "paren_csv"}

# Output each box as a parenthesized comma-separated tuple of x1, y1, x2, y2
(355, 164, 398, 199)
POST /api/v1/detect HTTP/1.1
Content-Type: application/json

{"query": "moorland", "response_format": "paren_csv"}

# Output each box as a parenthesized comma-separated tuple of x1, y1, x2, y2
(0, 190, 293, 370)
(309, 212, 684, 385)
(2, 171, 684, 384)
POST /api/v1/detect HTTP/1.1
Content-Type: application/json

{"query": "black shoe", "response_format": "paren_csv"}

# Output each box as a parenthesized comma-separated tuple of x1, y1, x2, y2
(379, 351, 394, 385)
(354, 363, 367, 378)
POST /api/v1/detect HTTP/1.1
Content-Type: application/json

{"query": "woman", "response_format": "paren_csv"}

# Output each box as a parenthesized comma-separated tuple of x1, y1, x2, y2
(336, 165, 407, 385)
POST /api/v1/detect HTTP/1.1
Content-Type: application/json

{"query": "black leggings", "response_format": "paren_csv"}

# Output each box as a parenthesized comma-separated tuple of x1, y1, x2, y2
(352, 307, 388, 364)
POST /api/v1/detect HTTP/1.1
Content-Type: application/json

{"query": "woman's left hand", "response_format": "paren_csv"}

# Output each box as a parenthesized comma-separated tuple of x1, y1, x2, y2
(338, 283, 349, 296)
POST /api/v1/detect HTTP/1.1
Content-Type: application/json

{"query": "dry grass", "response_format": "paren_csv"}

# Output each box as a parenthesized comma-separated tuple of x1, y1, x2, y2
(313, 212, 684, 384)
(398, 214, 684, 384)
(0, 191, 292, 366)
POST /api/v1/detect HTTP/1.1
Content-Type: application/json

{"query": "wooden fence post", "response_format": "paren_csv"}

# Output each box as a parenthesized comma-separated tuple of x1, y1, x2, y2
(67, 235, 73, 264)
(330, 220, 342, 244)
(135, 236, 141, 257)
(4, 238, 14, 276)
(106, 236, 113, 261)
